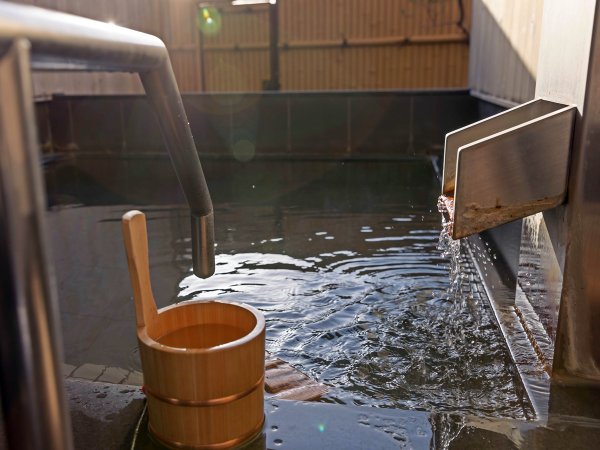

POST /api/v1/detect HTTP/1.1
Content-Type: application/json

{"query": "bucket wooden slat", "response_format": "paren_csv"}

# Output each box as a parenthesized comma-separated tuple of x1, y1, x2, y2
(122, 210, 265, 449)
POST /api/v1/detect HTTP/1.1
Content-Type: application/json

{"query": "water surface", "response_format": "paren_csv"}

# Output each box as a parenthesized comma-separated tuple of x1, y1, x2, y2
(45, 158, 531, 418)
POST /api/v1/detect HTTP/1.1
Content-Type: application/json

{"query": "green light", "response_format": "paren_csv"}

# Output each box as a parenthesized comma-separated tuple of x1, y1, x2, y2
(318, 424, 325, 432)
(196, 6, 222, 36)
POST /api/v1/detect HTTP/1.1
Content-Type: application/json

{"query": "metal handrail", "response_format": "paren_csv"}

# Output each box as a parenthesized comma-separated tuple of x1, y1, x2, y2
(0, 1, 215, 279)
(0, 3, 216, 449)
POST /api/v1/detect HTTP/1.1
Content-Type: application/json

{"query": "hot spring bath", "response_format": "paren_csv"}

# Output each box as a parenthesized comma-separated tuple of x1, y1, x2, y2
(46, 158, 532, 419)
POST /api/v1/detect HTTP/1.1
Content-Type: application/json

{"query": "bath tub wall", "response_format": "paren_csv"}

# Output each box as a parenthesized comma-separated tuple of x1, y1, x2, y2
(35, 90, 479, 160)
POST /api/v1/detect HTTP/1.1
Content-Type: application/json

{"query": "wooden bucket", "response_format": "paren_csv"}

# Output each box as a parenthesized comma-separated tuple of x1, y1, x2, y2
(122, 211, 265, 449)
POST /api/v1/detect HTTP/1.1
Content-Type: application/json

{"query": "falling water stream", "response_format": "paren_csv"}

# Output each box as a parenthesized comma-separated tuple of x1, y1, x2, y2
(437, 195, 463, 300)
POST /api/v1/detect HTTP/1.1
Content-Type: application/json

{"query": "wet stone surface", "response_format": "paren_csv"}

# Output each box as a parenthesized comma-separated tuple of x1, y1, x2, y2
(65, 379, 145, 450)
(131, 398, 600, 450)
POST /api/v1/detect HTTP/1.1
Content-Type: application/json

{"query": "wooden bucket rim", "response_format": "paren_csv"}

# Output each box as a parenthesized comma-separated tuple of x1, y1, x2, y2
(138, 300, 265, 355)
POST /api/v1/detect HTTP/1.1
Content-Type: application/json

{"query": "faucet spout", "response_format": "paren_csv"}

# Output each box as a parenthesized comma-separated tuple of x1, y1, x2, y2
(140, 65, 215, 278)
(191, 211, 215, 278)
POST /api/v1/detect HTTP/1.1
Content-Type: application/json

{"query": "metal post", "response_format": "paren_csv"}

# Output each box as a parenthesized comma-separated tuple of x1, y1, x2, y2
(547, 0, 600, 384)
(199, 25, 207, 92)
(0, 40, 74, 450)
(266, 0, 280, 90)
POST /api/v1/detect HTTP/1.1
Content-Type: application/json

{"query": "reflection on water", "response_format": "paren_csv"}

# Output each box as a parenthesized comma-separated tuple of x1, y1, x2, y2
(157, 324, 246, 349)
(45, 158, 530, 418)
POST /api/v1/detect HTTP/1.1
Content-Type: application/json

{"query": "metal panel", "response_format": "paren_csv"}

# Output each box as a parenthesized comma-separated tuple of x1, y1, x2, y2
(443, 99, 568, 194)
(469, 0, 543, 105)
(543, 0, 600, 384)
(447, 101, 576, 239)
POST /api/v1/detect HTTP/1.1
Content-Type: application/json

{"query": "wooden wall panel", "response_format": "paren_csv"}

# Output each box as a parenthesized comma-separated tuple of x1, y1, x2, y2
(204, 49, 269, 92)
(469, 0, 543, 105)
(9, 0, 471, 94)
(162, 0, 202, 92)
(279, 0, 470, 41)
(204, 5, 269, 46)
(31, 72, 143, 97)
(280, 43, 469, 91)
(206, 0, 471, 91)
(171, 49, 201, 92)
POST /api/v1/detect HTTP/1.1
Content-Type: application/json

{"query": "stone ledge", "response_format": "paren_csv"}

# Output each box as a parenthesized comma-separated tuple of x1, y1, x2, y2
(66, 363, 143, 386)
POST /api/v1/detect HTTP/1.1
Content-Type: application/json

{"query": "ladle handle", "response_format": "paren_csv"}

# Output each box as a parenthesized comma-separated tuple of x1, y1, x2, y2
(122, 210, 158, 328)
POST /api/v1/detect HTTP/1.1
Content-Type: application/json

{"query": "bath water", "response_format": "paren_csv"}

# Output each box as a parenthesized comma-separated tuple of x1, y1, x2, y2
(46, 158, 532, 418)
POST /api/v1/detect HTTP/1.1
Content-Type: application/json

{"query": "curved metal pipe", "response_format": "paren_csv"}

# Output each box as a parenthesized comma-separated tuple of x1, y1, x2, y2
(0, 1, 215, 278)
(140, 66, 215, 278)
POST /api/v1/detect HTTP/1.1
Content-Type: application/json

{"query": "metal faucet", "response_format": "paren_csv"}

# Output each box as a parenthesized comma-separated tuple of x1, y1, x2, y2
(0, 3, 215, 449)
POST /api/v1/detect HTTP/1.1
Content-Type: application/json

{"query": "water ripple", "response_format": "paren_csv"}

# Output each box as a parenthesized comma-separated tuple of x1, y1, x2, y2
(177, 224, 530, 419)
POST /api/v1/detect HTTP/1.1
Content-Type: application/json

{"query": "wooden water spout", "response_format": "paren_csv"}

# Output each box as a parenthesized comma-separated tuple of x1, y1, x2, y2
(122, 210, 265, 449)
